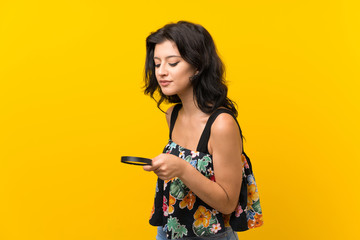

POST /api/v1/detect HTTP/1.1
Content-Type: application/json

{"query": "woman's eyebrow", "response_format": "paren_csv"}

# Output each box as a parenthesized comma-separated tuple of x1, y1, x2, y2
(153, 55, 181, 60)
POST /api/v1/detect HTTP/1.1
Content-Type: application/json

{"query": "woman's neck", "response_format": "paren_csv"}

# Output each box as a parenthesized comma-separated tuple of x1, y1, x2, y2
(178, 89, 209, 119)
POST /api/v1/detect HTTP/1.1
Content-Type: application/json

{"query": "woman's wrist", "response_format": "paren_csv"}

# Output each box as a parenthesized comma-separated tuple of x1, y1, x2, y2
(177, 157, 190, 179)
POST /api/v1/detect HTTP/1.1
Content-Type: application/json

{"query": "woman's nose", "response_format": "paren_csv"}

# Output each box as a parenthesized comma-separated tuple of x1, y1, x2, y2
(158, 64, 168, 76)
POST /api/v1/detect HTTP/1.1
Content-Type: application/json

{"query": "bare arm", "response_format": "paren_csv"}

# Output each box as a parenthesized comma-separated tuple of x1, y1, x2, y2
(178, 113, 243, 214)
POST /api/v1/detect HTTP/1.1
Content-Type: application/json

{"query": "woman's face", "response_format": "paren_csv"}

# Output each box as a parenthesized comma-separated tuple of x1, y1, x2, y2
(154, 40, 198, 97)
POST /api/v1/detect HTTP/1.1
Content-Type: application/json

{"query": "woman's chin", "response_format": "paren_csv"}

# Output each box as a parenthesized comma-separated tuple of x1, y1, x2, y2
(160, 89, 176, 96)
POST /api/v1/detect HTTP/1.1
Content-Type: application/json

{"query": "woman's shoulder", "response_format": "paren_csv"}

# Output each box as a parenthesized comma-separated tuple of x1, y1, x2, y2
(208, 108, 242, 153)
(211, 109, 238, 131)
(210, 107, 240, 138)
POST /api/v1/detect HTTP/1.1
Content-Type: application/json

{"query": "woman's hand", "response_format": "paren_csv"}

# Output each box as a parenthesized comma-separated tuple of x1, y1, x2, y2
(143, 153, 186, 180)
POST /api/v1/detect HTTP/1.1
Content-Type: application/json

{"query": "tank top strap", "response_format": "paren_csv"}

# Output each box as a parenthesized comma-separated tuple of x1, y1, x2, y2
(169, 103, 183, 139)
(196, 108, 244, 154)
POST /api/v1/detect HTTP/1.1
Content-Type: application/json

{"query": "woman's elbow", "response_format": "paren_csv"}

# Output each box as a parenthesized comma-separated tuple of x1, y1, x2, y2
(220, 200, 238, 215)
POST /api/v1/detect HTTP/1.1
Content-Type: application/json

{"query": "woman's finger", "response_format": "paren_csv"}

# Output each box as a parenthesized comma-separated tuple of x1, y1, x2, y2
(143, 165, 152, 171)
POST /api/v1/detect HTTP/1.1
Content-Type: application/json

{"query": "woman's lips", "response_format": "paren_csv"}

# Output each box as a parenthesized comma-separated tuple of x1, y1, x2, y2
(159, 80, 172, 87)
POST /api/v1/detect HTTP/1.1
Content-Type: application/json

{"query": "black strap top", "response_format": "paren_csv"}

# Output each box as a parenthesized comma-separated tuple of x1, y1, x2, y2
(169, 103, 244, 154)
(149, 103, 259, 239)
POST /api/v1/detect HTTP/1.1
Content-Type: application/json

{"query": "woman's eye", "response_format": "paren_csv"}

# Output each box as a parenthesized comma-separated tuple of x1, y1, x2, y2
(169, 62, 179, 67)
(154, 62, 179, 68)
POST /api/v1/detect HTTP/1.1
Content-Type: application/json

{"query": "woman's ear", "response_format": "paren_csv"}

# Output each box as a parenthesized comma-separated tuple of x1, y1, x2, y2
(195, 70, 199, 75)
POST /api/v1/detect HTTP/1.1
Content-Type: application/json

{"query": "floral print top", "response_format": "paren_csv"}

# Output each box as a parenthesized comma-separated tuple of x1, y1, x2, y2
(149, 104, 263, 239)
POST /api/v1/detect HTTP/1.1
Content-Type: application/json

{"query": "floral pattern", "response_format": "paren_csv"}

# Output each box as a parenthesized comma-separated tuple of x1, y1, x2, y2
(242, 154, 249, 169)
(179, 190, 196, 210)
(248, 213, 263, 229)
(211, 223, 222, 234)
(242, 152, 263, 229)
(191, 150, 200, 158)
(248, 184, 259, 203)
(192, 205, 220, 237)
(235, 204, 243, 217)
(168, 194, 176, 214)
(167, 216, 188, 239)
(150, 140, 227, 238)
(149, 132, 263, 238)
(193, 205, 212, 228)
(222, 214, 230, 227)
(163, 196, 169, 217)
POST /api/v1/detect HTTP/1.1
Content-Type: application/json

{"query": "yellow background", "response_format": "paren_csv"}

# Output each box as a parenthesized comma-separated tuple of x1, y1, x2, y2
(1, 0, 359, 239)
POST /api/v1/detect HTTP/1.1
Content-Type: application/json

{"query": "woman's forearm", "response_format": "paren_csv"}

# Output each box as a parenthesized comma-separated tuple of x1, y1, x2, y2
(178, 160, 236, 214)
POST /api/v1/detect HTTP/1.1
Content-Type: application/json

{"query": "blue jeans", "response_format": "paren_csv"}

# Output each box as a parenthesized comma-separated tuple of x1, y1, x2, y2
(156, 226, 239, 240)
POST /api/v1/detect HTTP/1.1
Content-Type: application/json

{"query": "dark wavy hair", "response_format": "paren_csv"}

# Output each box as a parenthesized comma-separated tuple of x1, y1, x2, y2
(143, 20, 238, 117)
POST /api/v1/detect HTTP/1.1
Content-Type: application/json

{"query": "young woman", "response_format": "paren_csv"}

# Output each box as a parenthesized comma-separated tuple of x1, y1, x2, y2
(143, 21, 245, 240)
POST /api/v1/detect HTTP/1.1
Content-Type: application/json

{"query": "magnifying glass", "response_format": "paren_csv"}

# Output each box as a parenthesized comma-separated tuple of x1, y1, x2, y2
(121, 156, 152, 166)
